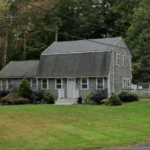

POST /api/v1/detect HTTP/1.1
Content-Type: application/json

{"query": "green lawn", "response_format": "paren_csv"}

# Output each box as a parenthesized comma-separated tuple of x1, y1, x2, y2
(0, 102, 150, 150)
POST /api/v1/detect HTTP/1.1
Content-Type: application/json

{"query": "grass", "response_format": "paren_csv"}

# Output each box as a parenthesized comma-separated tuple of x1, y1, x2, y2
(0, 102, 150, 150)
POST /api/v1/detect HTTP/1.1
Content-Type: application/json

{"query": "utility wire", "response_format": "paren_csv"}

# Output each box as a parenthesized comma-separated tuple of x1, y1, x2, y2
(109, 9, 150, 21)
(22, 2, 143, 38)
(2, 16, 148, 52)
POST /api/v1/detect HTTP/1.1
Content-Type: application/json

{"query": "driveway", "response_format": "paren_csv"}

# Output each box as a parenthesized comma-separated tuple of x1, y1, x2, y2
(100, 143, 150, 150)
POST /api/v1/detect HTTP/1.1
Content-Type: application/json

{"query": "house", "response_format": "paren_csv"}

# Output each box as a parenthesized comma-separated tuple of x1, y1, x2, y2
(0, 37, 132, 104)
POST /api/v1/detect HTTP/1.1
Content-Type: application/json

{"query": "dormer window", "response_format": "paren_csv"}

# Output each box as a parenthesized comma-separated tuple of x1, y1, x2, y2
(116, 53, 120, 65)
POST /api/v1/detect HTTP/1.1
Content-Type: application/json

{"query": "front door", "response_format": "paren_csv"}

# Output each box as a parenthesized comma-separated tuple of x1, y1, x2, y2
(67, 79, 76, 98)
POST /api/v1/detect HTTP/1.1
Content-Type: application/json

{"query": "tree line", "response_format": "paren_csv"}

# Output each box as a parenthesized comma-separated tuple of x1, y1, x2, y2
(0, 0, 149, 83)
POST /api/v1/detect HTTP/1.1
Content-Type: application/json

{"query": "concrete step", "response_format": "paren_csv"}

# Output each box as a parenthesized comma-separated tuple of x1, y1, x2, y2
(55, 99, 78, 105)
(55, 103, 73, 105)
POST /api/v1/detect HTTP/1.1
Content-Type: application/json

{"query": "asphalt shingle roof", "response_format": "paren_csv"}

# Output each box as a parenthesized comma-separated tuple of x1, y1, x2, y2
(36, 51, 112, 78)
(0, 61, 39, 78)
(42, 37, 122, 55)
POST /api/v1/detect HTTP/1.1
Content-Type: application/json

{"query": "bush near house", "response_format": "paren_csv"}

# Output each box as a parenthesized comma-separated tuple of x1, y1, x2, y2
(90, 88, 108, 105)
(0, 90, 11, 99)
(43, 91, 54, 104)
(30, 90, 44, 104)
(84, 93, 96, 105)
(84, 89, 108, 105)
(77, 97, 82, 104)
(18, 78, 31, 98)
(118, 92, 139, 102)
(0, 93, 29, 105)
(104, 94, 122, 106)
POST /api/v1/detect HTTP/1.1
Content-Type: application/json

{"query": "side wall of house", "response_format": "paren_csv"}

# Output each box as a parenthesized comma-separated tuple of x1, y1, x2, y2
(109, 39, 132, 95)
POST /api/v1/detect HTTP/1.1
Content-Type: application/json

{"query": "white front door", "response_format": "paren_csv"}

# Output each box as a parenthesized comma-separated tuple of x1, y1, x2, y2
(67, 79, 76, 98)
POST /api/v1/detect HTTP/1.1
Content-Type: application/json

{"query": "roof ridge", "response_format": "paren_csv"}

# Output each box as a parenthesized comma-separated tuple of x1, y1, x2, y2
(54, 37, 122, 43)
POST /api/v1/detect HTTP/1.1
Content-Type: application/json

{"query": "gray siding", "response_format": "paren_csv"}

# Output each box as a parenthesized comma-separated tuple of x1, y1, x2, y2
(38, 78, 108, 100)
(109, 39, 132, 96)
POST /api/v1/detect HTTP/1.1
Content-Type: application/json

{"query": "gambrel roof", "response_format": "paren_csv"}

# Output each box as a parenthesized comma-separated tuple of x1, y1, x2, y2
(0, 61, 39, 78)
(36, 51, 112, 78)
(42, 37, 122, 55)
(0, 37, 131, 79)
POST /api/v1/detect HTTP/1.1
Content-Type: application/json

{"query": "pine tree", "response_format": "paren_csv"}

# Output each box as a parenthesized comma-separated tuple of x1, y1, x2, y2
(18, 78, 31, 98)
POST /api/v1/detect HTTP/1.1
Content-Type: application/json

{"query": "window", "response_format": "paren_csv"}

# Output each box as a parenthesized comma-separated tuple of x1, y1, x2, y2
(8, 79, 13, 90)
(81, 78, 89, 90)
(55, 79, 63, 89)
(41, 79, 48, 90)
(1, 79, 7, 90)
(123, 78, 126, 89)
(30, 79, 37, 91)
(96, 78, 104, 90)
(127, 78, 130, 87)
(116, 53, 120, 65)
(123, 55, 126, 66)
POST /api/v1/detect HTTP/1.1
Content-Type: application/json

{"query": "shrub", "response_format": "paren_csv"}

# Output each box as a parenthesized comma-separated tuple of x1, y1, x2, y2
(90, 88, 108, 105)
(43, 91, 54, 104)
(18, 78, 31, 98)
(84, 93, 96, 105)
(77, 97, 82, 104)
(35, 101, 41, 104)
(105, 94, 122, 106)
(30, 90, 44, 104)
(0, 90, 11, 99)
(118, 92, 128, 101)
(101, 99, 109, 104)
(0, 93, 29, 105)
(84, 93, 90, 104)
(119, 92, 139, 102)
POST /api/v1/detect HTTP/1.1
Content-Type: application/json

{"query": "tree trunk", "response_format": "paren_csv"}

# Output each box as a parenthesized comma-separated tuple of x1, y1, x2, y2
(55, 25, 58, 42)
(3, 27, 8, 68)
(1, 46, 4, 69)
(23, 31, 26, 60)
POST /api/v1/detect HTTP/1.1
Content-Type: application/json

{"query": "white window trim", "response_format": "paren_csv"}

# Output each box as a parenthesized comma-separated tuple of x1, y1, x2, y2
(116, 53, 120, 65)
(30, 78, 37, 91)
(7, 79, 13, 91)
(41, 79, 49, 90)
(127, 78, 130, 87)
(123, 78, 126, 89)
(55, 78, 63, 90)
(80, 78, 89, 90)
(1, 79, 8, 90)
(96, 78, 104, 90)
(123, 55, 126, 67)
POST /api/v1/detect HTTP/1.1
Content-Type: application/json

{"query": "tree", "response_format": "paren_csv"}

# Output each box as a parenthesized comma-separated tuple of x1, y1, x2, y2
(125, 0, 150, 83)
(0, 1, 11, 68)
(18, 78, 31, 98)
(110, 0, 141, 37)
(55, 0, 118, 41)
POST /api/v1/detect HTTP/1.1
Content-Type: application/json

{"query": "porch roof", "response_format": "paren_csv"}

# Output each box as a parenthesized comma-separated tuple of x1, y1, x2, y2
(0, 61, 39, 78)
(36, 51, 112, 78)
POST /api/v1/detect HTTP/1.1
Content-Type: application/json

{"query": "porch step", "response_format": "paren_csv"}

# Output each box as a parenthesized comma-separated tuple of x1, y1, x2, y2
(55, 99, 78, 105)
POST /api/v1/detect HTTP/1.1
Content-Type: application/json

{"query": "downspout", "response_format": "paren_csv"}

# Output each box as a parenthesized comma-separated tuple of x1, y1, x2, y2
(113, 50, 115, 94)
(107, 50, 113, 98)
